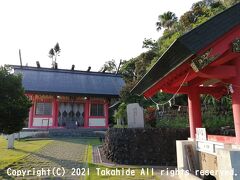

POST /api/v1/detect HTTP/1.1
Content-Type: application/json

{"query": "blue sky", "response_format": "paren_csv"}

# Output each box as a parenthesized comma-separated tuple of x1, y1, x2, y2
(0, 0, 199, 71)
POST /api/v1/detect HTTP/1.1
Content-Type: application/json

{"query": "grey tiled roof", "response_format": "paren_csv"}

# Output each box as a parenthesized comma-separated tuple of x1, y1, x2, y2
(13, 66, 125, 97)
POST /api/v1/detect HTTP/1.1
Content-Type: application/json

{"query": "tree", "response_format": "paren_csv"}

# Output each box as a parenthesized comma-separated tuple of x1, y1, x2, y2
(191, 1, 208, 17)
(119, 59, 137, 83)
(179, 11, 197, 29)
(0, 66, 32, 149)
(156, 11, 178, 31)
(99, 59, 118, 73)
(134, 51, 156, 80)
(48, 43, 61, 68)
(111, 0, 234, 127)
(210, 1, 224, 9)
(222, 0, 240, 7)
(142, 38, 158, 51)
(48, 48, 55, 62)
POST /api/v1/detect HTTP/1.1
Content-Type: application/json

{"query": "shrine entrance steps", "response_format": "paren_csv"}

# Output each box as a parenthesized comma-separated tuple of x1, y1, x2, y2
(20, 128, 107, 139)
(48, 128, 107, 138)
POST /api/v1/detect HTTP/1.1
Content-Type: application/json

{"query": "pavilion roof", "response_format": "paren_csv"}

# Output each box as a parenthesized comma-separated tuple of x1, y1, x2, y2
(131, 3, 240, 96)
(12, 65, 125, 97)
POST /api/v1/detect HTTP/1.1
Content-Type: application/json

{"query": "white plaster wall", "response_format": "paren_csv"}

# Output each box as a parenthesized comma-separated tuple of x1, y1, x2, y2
(89, 118, 106, 126)
(33, 118, 53, 126)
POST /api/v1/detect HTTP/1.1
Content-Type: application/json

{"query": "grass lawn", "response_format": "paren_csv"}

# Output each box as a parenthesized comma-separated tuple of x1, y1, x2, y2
(0, 136, 53, 170)
(86, 139, 159, 180)
(0, 137, 160, 179)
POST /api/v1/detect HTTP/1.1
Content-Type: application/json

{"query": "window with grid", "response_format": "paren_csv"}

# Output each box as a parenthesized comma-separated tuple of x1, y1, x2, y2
(35, 102, 52, 115)
(90, 104, 104, 116)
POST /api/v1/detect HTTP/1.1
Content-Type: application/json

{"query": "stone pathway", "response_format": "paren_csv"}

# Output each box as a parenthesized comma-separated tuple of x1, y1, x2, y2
(92, 146, 101, 164)
(1, 139, 88, 180)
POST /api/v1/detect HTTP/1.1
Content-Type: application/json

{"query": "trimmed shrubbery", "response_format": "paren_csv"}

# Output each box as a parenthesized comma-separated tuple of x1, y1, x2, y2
(103, 128, 189, 165)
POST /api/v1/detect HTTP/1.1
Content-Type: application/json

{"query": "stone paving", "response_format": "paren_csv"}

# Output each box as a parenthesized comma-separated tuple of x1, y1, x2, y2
(1, 139, 88, 180)
(92, 146, 101, 164)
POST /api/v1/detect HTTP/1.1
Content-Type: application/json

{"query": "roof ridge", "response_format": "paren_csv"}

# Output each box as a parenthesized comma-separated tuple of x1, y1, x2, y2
(11, 65, 123, 77)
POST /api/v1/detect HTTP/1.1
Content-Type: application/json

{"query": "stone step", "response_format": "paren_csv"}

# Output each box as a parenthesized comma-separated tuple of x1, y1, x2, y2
(48, 128, 107, 137)
(20, 128, 107, 138)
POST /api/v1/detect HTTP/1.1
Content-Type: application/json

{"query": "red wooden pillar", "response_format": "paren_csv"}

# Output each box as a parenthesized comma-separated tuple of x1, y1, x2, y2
(231, 58, 240, 144)
(55, 99, 59, 127)
(28, 105, 33, 128)
(84, 98, 90, 128)
(29, 95, 35, 128)
(188, 88, 202, 139)
(105, 101, 109, 128)
(52, 96, 58, 127)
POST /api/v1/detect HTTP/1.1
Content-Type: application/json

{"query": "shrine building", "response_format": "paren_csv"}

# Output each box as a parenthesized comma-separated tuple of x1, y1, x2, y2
(12, 65, 124, 129)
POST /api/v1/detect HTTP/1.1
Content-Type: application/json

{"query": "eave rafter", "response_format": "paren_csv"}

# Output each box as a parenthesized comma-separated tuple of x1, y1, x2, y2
(161, 86, 227, 95)
(143, 25, 240, 98)
(197, 65, 237, 79)
(188, 77, 208, 86)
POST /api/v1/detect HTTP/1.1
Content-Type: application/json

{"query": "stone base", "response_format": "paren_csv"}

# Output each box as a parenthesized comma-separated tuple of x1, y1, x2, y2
(176, 140, 200, 180)
(177, 140, 240, 180)
(217, 148, 240, 180)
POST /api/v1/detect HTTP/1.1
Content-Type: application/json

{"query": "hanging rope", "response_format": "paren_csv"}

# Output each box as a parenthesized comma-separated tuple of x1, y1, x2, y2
(149, 72, 190, 109)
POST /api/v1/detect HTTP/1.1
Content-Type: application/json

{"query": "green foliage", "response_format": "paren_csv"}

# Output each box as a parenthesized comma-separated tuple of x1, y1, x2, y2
(147, 31, 182, 70)
(99, 59, 118, 73)
(156, 116, 189, 128)
(179, 11, 196, 30)
(156, 11, 177, 31)
(156, 113, 234, 129)
(119, 59, 136, 83)
(202, 114, 234, 128)
(111, 0, 236, 126)
(113, 124, 128, 128)
(142, 38, 159, 51)
(202, 95, 232, 111)
(192, 16, 210, 28)
(223, 0, 240, 7)
(113, 102, 127, 120)
(151, 92, 173, 106)
(119, 81, 140, 104)
(135, 51, 157, 80)
(191, 1, 209, 17)
(0, 66, 32, 134)
(179, 0, 226, 31)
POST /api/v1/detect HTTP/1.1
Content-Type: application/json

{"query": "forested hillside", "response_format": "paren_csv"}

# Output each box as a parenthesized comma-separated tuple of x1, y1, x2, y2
(100, 0, 240, 127)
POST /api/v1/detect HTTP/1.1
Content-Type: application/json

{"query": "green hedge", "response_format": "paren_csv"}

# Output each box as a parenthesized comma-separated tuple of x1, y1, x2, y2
(103, 128, 189, 165)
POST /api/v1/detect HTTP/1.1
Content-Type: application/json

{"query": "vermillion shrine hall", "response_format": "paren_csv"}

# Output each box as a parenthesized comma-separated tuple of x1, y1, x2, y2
(12, 65, 124, 129)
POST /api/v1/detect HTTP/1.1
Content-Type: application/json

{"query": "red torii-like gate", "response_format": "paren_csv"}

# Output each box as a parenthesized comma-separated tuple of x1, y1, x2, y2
(131, 3, 240, 144)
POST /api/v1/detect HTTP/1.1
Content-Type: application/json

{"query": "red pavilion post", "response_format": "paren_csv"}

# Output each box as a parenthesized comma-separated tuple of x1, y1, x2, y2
(84, 98, 90, 128)
(52, 96, 58, 127)
(188, 88, 202, 139)
(105, 102, 109, 128)
(231, 57, 240, 144)
(28, 94, 35, 128)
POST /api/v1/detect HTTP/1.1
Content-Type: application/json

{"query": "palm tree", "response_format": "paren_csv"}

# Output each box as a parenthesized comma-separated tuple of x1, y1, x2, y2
(54, 42, 61, 61)
(156, 11, 178, 31)
(48, 48, 55, 67)
(48, 43, 61, 68)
